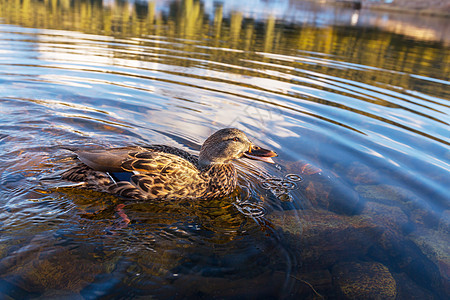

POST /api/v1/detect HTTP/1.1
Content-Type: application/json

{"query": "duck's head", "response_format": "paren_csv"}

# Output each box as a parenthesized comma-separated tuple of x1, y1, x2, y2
(198, 128, 277, 167)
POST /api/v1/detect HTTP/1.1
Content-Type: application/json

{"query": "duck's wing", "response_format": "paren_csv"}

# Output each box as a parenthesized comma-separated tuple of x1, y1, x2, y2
(115, 150, 207, 200)
(144, 145, 199, 166)
(74, 147, 144, 172)
(69, 147, 207, 200)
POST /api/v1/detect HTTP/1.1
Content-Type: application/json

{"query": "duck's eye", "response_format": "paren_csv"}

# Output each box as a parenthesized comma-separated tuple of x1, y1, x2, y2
(233, 137, 240, 142)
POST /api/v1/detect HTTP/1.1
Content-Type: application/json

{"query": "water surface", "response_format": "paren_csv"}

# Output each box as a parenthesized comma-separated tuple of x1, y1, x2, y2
(0, 0, 449, 298)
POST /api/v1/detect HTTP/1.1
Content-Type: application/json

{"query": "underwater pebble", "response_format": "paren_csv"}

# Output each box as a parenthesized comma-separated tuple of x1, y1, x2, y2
(332, 261, 397, 300)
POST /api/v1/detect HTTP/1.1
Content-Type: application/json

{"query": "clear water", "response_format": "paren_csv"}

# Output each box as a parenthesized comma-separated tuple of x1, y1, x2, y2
(0, 0, 449, 299)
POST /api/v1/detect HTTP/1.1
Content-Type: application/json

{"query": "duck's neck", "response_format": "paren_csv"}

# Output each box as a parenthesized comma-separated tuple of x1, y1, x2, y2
(198, 156, 228, 169)
(202, 163, 237, 199)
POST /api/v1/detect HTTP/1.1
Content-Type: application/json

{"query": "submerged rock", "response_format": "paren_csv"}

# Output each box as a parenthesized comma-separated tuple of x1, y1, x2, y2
(5, 247, 102, 293)
(361, 201, 409, 251)
(393, 272, 434, 300)
(361, 202, 444, 295)
(286, 160, 361, 215)
(0, 234, 105, 294)
(267, 209, 303, 236)
(409, 227, 450, 296)
(304, 180, 331, 210)
(439, 210, 450, 235)
(0, 244, 8, 260)
(268, 209, 380, 268)
(355, 184, 438, 228)
(267, 202, 447, 297)
(335, 161, 381, 185)
(332, 261, 397, 300)
(356, 184, 412, 203)
(327, 182, 361, 215)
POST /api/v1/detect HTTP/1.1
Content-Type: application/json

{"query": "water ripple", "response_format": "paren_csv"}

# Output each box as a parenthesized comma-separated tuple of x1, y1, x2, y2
(0, 4, 449, 298)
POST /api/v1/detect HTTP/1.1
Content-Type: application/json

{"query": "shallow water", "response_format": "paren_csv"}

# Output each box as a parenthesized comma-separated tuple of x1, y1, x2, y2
(0, 0, 449, 299)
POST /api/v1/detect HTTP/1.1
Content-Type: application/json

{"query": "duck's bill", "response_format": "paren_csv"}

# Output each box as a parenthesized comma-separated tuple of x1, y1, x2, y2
(243, 146, 277, 164)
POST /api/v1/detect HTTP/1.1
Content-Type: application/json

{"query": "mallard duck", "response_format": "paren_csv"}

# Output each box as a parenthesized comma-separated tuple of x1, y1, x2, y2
(62, 128, 277, 201)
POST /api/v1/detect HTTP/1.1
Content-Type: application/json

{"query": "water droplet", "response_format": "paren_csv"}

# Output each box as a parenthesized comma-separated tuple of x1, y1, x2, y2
(285, 174, 302, 182)
(234, 202, 266, 217)
(261, 181, 275, 189)
(280, 180, 296, 190)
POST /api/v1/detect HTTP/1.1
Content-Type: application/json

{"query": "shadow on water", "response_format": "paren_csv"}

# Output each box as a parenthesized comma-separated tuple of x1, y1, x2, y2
(0, 0, 449, 298)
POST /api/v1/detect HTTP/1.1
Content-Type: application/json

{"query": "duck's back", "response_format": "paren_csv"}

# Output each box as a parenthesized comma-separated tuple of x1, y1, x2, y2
(62, 145, 210, 200)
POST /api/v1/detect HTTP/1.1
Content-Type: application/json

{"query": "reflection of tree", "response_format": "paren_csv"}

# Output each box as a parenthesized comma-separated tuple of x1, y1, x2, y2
(0, 0, 448, 97)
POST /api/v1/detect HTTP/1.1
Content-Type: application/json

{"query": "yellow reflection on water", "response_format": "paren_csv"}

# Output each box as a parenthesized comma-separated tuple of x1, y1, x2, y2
(0, 0, 448, 89)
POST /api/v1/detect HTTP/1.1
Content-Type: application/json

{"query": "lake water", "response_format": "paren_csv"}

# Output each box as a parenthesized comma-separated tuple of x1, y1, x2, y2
(0, 0, 449, 299)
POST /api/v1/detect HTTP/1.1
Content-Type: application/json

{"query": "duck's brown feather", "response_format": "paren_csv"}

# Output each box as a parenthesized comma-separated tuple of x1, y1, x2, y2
(61, 146, 235, 200)
(61, 128, 277, 201)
